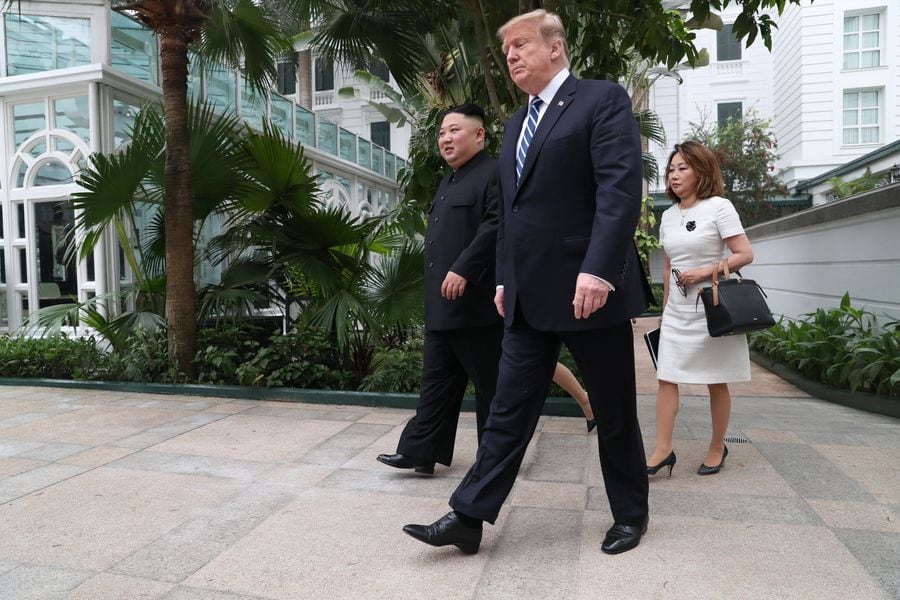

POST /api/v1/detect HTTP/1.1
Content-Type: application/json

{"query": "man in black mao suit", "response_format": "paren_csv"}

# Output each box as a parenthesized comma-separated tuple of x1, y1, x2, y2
(377, 104, 503, 475)
(404, 10, 650, 555)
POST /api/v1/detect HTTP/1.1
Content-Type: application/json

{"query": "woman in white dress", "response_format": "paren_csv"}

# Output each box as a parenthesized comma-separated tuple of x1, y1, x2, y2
(645, 141, 755, 477)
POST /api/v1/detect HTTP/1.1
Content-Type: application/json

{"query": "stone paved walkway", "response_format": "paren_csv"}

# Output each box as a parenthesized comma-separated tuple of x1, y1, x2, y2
(0, 319, 898, 599)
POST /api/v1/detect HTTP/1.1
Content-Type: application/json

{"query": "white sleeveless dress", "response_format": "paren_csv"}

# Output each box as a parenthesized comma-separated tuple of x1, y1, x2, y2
(657, 196, 751, 384)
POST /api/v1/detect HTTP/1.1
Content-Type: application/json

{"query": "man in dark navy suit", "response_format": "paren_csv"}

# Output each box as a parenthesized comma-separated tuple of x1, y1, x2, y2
(404, 9, 650, 555)
(377, 104, 503, 475)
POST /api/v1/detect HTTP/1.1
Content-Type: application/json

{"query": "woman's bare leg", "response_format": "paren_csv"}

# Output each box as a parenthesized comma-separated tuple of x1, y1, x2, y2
(647, 380, 679, 466)
(553, 362, 593, 421)
(704, 383, 731, 466)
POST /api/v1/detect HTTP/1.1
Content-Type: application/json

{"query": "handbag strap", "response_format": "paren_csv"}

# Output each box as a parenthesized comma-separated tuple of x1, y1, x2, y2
(695, 261, 765, 309)
(712, 261, 728, 306)
(697, 261, 729, 308)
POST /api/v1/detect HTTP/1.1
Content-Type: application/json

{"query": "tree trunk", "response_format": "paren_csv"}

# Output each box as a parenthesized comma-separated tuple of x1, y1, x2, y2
(158, 25, 197, 377)
(463, 0, 505, 119)
(297, 49, 313, 109)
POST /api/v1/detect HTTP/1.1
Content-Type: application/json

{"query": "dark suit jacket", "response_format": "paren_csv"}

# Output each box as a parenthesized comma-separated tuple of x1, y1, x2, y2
(496, 74, 649, 331)
(424, 150, 502, 331)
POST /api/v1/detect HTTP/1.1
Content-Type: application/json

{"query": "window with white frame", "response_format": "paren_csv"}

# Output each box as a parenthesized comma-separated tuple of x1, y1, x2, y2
(4, 13, 91, 76)
(717, 102, 742, 128)
(716, 24, 741, 61)
(843, 12, 882, 70)
(314, 57, 334, 91)
(842, 89, 880, 145)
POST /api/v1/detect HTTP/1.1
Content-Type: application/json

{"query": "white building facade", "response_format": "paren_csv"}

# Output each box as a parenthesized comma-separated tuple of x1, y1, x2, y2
(307, 56, 412, 160)
(649, 0, 900, 200)
(0, 0, 405, 332)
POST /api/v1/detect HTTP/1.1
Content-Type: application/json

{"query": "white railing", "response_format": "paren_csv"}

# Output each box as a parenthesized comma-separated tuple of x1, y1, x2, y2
(314, 90, 336, 107)
(715, 60, 745, 79)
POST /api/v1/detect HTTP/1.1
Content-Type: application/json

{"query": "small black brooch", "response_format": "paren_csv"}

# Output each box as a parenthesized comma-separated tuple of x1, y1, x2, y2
(685, 220, 696, 231)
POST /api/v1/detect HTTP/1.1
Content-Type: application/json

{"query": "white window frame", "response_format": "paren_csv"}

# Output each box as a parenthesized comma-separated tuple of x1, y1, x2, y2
(841, 88, 882, 147)
(716, 22, 742, 62)
(716, 101, 743, 128)
(0, 3, 109, 78)
(842, 9, 883, 70)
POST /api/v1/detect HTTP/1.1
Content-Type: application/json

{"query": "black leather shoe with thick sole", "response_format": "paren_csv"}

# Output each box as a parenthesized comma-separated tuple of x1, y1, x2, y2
(376, 453, 435, 474)
(601, 515, 649, 555)
(403, 511, 482, 554)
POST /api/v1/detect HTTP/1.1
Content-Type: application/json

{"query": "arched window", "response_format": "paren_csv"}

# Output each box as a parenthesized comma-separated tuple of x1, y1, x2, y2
(33, 159, 73, 186)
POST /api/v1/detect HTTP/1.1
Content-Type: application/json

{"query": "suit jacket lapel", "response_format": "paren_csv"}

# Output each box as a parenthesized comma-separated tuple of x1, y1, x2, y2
(516, 74, 578, 195)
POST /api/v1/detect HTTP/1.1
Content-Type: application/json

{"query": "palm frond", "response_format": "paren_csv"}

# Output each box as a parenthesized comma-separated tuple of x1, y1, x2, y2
(199, 0, 293, 94)
(232, 122, 319, 214)
(301, 287, 380, 349)
(306, 0, 453, 93)
(642, 151, 660, 186)
(634, 109, 667, 147)
(138, 207, 167, 277)
(197, 258, 274, 322)
(365, 240, 424, 329)
(187, 99, 248, 220)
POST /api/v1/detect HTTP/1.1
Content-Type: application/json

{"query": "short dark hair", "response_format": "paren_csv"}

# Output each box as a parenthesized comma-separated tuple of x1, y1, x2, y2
(664, 140, 724, 203)
(441, 103, 486, 126)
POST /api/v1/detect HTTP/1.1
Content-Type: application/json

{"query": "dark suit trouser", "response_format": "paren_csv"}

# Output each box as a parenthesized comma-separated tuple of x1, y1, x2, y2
(396, 325, 503, 466)
(449, 317, 648, 525)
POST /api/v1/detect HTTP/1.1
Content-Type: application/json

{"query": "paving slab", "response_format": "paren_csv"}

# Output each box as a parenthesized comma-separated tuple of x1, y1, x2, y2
(184, 490, 494, 600)
(67, 573, 175, 600)
(0, 564, 93, 600)
(0, 355, 897, 600)
(0, 466, 240, 571)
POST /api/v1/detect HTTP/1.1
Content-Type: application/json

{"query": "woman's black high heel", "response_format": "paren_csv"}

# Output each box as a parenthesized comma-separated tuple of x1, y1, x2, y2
(586, 418, 598, 432)
(697, 445, 728, 476)
(646, 451, 676, 477)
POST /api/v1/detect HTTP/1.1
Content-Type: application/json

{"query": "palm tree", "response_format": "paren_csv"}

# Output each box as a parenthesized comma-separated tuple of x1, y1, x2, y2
(25, 100, 268, 347)
(96, 0, 299, 375)
(28, 101, 425, 383)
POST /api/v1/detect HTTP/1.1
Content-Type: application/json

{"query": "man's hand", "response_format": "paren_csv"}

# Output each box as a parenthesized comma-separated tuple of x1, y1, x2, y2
(494, 287, 505, 317)
(441, 271, 468, 300)
(572, 273, 609, 319)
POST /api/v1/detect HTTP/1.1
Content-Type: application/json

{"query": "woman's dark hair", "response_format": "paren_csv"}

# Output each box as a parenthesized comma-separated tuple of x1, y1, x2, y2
(665, 140, 724, 203)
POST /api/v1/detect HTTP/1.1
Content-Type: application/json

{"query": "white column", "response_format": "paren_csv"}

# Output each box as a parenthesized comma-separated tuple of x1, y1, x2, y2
(87, 81, 108, 313)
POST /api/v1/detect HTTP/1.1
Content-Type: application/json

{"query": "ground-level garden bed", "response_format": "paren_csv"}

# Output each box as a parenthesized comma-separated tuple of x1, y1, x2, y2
(749, 294, 899, 418)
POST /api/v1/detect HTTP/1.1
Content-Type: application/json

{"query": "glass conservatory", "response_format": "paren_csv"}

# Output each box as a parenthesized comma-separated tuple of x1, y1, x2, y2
(0, 1, 404, 331)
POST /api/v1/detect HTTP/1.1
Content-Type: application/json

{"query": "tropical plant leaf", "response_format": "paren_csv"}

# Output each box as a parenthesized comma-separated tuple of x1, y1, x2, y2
(199, 0, 293, 94)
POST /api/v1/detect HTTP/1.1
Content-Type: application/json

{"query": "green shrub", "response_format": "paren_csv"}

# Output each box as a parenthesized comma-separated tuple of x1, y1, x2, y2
(359, 340, 424, 393)
(195, 322, 267, 385)
(0, 334, 105, 379)
(750, 294, 900, 397)
(98, 328, 186, 383)
(647, 282, 664, 313)
(235, 326, 350, 389)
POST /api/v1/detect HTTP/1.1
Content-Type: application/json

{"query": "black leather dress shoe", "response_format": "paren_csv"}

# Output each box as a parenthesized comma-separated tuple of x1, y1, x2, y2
(403, 511, 482, 554)
(601, 515, 649, 555)
(376, 453, 435, 474)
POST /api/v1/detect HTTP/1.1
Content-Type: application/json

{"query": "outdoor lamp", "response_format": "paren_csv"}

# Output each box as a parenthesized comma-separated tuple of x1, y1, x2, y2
(890, 163, 900, 184)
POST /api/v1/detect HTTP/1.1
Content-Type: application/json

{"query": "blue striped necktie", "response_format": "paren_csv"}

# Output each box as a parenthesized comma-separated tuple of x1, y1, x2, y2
(516, 97, 543, 184)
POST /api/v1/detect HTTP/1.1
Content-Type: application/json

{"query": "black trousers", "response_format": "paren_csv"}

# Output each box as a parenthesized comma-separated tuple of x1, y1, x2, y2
(396, 324, 503, 466)
(449, 318, 648, 525)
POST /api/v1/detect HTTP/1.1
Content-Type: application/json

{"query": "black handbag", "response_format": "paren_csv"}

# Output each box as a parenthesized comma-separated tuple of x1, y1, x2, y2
(696, 261, 775, 337)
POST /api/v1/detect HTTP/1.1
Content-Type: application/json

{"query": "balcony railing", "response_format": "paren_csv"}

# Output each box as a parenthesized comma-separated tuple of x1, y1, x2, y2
(314, 90, 336, 107)
(715, 60, 745, 80)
